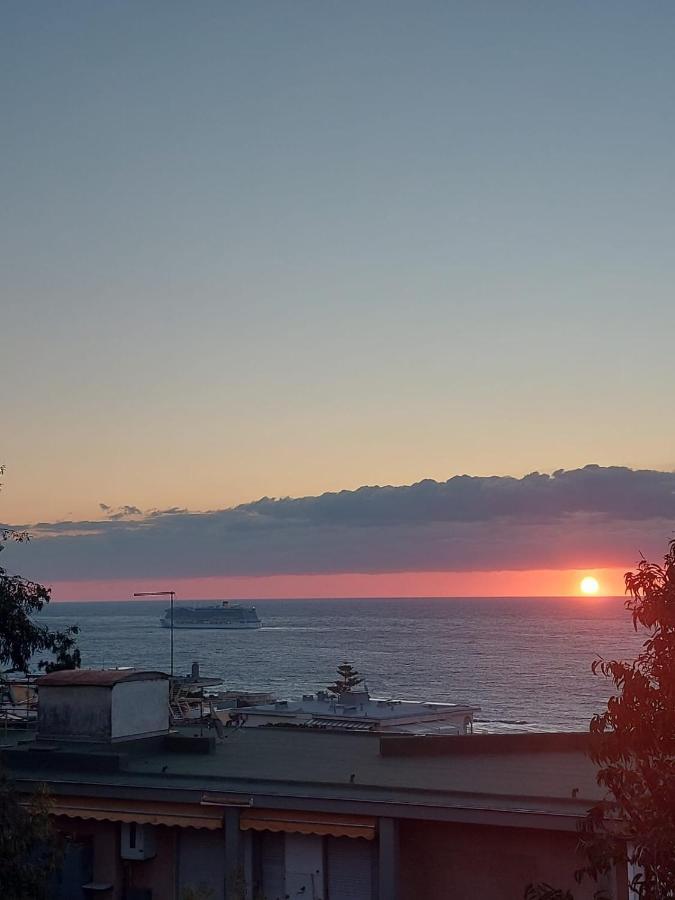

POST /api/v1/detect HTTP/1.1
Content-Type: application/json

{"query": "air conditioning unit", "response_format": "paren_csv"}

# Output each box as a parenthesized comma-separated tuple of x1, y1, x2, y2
(120, 822, 156, 860)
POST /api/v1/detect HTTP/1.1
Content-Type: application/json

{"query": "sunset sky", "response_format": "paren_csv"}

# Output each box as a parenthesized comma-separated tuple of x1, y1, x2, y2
(3, 3, 674, 599)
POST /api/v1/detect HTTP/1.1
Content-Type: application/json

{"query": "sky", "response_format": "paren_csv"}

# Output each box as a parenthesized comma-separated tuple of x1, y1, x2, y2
(2, 3, 675, 598)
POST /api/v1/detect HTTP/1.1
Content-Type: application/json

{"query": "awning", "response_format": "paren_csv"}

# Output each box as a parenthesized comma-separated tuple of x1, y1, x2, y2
(240, 809, 377, 840)
(51, 796, 224, 830)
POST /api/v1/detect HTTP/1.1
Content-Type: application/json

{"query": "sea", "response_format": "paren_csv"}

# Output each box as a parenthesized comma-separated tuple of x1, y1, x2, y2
(37, 597, 643, 733)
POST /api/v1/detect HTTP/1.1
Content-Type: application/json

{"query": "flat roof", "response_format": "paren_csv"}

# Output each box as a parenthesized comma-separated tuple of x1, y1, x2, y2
(1, 726, 601, 828)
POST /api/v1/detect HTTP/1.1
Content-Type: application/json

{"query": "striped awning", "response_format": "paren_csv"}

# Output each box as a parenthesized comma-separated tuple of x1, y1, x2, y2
(240, 809, 377, 840)
(51, 796, 224, 830)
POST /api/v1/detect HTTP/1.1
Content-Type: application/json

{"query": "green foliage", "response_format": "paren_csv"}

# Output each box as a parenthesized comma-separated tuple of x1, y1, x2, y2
(327, 661, 363, 696)
(0, 566, 81, 674)
(524, 540, 675, 900)
(578, 539, 675, 899)
(0, 467, 80, 674)
(0, 466, 78, 897)
(0, 778, 62, 900)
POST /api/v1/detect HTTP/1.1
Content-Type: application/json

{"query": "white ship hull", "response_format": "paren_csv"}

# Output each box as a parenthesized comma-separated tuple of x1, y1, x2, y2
(160, 620, 262, 630)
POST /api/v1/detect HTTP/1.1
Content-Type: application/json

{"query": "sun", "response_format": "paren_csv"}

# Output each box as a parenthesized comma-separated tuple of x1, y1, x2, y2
(580, 576, 599, 595)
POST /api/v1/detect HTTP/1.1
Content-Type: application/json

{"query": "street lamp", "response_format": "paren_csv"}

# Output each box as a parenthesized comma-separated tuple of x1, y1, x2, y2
(133, 590, 176, 677)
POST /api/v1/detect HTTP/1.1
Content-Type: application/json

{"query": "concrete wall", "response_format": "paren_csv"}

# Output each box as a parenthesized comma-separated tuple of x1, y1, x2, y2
(111, 679, 169, 741)
(399, 820, 616, 900)
(39, 678, 168, 743)
(93, 823, 123, 898)
(40, 686, 112, 741)
(131, 825, 178, 899)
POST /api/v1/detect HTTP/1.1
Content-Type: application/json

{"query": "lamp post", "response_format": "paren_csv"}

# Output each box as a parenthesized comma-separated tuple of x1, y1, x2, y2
(133, 590, 176, 677)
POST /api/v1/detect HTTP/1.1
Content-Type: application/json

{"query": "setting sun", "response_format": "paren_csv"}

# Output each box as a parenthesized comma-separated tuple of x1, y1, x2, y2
(580, 576, 600, 595)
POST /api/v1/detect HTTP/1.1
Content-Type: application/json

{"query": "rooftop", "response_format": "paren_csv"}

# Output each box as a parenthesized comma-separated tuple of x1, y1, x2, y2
(241, 688, 479, 729)
(38, 669, 168, 687)
(1, 725, 600, 829)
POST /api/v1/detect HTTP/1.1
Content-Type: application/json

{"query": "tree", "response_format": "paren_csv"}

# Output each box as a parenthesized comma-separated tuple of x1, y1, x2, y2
(0, 465, 80, 897)
(0, 563, 81, 674)
(327, 662, 363, 697)
(526, 540, 675, 900)
(0, 466, 81, 674)
(579, 539, 675, 898)
(0, 779, 62, 900)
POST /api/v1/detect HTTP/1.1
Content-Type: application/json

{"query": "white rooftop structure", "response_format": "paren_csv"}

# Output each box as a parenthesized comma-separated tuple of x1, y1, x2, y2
(37, 669, 169, 744)
(231, 687, 479, 735)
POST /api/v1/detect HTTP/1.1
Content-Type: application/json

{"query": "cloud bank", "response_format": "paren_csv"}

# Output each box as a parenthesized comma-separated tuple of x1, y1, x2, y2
(2, 466, 674, 582)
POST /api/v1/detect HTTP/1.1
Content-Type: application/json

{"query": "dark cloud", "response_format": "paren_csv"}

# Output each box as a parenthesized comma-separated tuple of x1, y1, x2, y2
(3, 466, 674, 582)
(103, 504, 143, 520)
(237, 465, 675, 525)
(147, 507, 188, 517)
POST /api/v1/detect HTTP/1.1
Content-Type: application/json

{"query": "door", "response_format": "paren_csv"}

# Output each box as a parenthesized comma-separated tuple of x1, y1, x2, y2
(326, 837, 375, 900)
(50, 838, 93, 900)
(285, 833, 325, 899)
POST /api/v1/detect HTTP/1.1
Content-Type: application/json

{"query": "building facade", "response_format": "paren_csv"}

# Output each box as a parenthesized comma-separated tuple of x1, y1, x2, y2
(1, 670, 630, 900)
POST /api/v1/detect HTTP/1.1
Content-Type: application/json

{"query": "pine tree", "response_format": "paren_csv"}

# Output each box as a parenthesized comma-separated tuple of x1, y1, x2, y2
(327, 662, 364, 697)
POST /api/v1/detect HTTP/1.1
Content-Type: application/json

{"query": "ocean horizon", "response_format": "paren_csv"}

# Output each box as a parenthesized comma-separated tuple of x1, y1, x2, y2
(38, 595, 642, 733)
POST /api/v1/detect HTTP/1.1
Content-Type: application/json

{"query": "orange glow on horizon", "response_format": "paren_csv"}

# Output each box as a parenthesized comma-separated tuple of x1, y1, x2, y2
(44, 566, 627, 602)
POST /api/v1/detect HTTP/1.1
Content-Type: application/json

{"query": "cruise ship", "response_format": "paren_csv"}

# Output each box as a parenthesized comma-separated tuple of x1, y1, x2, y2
(160, 601, 262, 630)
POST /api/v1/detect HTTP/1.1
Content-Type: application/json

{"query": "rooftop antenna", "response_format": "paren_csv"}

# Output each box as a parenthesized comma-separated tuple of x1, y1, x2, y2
(133, 590, 176, 678)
